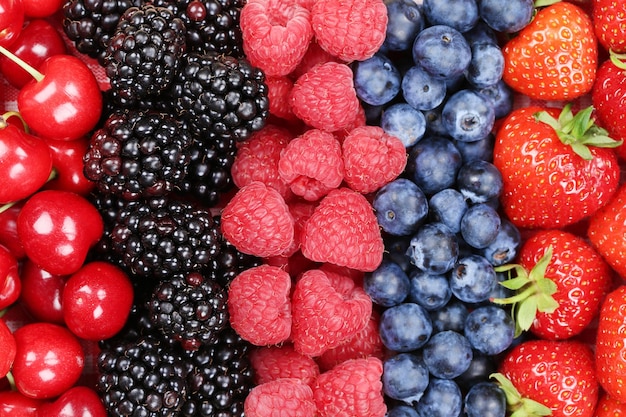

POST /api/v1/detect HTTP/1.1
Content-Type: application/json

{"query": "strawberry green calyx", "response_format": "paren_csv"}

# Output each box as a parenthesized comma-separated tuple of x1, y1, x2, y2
(491, 246, 559, 337)
(490, 373, 553, 417)
(534, 104, 622, 160)
(533, 0, 560, 8)
(609, 50, 626, 70)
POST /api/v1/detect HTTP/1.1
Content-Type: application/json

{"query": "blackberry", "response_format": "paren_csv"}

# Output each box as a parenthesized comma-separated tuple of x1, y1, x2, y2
(149, 271, 228, 351)
(110, 196, 221, 280)
(104, 4, 187, 107)
(84, 109, 193, 201)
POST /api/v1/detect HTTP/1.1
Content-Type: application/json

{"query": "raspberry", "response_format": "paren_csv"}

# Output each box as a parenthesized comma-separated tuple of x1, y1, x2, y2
(290, 62, 361, 132)
(244, 378, 316, 417)
(281, 199, 317, 258)
(291, 268, 372, 357)
(227, 264, 292, 346)
(334, 104, 367, 144)
(313, 357, 387, 417)
(301, 188, 384, 271)
(342, 126, 407, 194)
(231, 125, 294, 200)
(291, 40, 340, 80)
(311, 0, 388, 62)
(265, 76, 297, 122)
(240, 0, 313, 76)
(250, 344, 320, 387)
(278, 129, 344, 201)
(221, 181, 295, 258)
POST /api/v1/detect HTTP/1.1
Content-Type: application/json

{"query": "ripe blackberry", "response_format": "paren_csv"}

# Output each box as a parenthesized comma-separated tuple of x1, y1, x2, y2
(103, 4, 187, 107)
(149, 271, 228, 351)
(110, 196, 221, 280)
(169, 51, 270, 143)
(84, 109, 193, 201)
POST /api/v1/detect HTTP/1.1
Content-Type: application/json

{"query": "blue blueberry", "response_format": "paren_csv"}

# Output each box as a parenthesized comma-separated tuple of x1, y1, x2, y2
(422, 104, 448, 136)
(460, 203, 501, 249)
(406, 135, 463, 195)
(429, 299, 469, 333)
(353, 53, 401, 106)
(422, 330, 473, 379)
(408, 269, 451, 311)
(406, 222, 459, 275)
(422, 0, 479, 33)
(456, 160, 503, 204)
(383, 352, 430, 404)
(381, 103, 427, 148)
(401, 65, 447, 111)
(384, 235, 414, 272)
(387, 405, 420, 417)
(442, 89, 495, 142)
(449, 254, 497, 303)
(479, 0, 534, 33)
(464, 381, 507, 417)
(364, 259, 411, 307)
(384, 0, 426, 52)
(475, 80, 514, 119)
(415, 378, 463, 417)
(428, 188, 468, 234)
(373, 178, 429, 236)
(464, 305, 515, 355)
(481, 218, 522, 267)
(465, 42, 504, 89)
(453, 133, 495, 163)
(379, 302, 433, 352)
(464, 19, 499, 46)
(456, 353, 498, 391)
(412, 25, 471, 80)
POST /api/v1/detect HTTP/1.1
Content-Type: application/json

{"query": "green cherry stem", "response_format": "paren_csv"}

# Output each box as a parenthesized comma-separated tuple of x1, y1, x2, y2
(0, 44, 45, 83)
(0, 111, 30, 134)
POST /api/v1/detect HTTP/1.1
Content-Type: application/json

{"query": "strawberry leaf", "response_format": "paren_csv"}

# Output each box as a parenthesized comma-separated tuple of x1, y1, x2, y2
(490, 373, 553, 417)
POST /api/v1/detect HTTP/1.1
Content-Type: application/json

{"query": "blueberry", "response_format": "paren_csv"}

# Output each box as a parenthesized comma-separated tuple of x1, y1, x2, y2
(384, 235, 414, 272)
(406, 222, 459, 275)
(479, 0, 534, 33)
(381, 103, 427, 148)
(353, 53, 401, 106)
(401, 65, 447, 111)
(422, 330, 473, 379)
(379, 302, 433, 352)
(442, 89, 495, 142)
(464, 381, 507, 417)
(429, 299, 469, 333)
(406, 136, 463, 195)
(382, 352, 430, 404)
(364, 259, 411, 307)
(489, 270, 516, 301)
(412, 25, 471, 80)
(428, 188, 468, 233)
(415, 378, 463, 417)
(465, 42, 504, 89)
(481, 219, 522, 267)
(384, 0, 426, 51)
(408, 269, 451, 311)
(475, 80, 514, 119)
(388, 405, 420, 417)
(422, 104, 448, 136)
(456, 160, 503, 204)
(453, 133, 495, 163)
(464, 19, 498, 46)
(422, 0, 479, 33)
(456, 353, 498, 391)
(460, 203, 501, 249)
(373, 178, 429, 236)
(449, 254, 497, 304)
(464, 305, 515, 355)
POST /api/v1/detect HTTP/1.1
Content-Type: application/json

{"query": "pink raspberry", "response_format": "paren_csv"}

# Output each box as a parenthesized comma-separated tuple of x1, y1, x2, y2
(313, 357, 387, 417)
(250, 344, 320, 387)
(290, 62, 361, 132)
(333, 104, 367, 144)
(227, 264, 292, 346)
(231, 125, 293, 200)
(265, 76, 297, 122)
(291, 268, 372, 357)
(291, 40, 340, 80)
(244, 378, 316, 417)
(301, 188, 384, 272)
(280, 199, 317, 258)
(278, 129, 344, 201)
(221, 182, 294, 257)
(342, 126, 407, 194)
(241, 0, 313, 76)
(311, 0, 388, 62)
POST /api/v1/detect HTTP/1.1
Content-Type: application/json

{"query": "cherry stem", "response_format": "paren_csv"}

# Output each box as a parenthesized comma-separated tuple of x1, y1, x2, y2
(4, 371, 16, 391)
(0, 111, 29, 133)
(0, 45, 44, 82)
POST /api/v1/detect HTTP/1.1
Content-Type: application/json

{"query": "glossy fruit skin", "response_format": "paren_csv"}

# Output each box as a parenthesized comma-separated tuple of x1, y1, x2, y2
(592, 0, 626, 53)
(0, 243, 21, 310)
(0, 124, 54, 204)
(18, 55, 103, 141)
(493, 106, 620, 229)
(62, 261, 134, 341)
(19, 258, 66, 324)
(35, 386, 107, 417)
(502, 2, 597, 101)
(17, 190, 104, 276)
(594, 392, 626, 417)
(0, 390, 44, 417)
(0, 19, 66, 88)
(0, 200, 26, 259)
(0, 318, 16, 377)
(21, 0, 64, 18)
(12, 322, 84, 399)
(592, 58, 626, 160)
(588, 184, 626, 279)
(43, 138, 96, 195)
(0, 0, 25, 47)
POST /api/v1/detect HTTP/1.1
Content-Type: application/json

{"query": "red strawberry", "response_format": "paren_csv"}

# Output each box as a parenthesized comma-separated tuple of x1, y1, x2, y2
(594, 392, 626, 417)
(494, 339, 599, 417)
(493, 105, 621, 229)
(502, 1, 598, 101)
(592, 0, 626, 53)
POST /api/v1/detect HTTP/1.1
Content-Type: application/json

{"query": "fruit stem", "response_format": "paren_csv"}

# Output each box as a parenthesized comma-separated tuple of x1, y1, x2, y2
(4, 371, 16, 391)
(533, 0, 561, 8)
(0, 45, 44, 82)
(609, 50, 626, 70)
(0, 111, 29, 133)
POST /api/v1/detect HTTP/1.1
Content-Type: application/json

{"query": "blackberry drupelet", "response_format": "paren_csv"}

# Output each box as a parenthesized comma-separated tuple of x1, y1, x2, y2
(103, 4, 187, 107)
(149, 271, 228, 352)
(110, 196, 221, 280)
(84, 109, 193, 201)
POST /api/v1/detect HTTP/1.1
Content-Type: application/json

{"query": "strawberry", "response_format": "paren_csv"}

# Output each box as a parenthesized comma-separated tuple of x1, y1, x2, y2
(502, 1, 598, 101)
(492, 229, 613, 340)
(493, 104, 621, 229)
(494, 339, 599, 417)
(592, 0, 626, 53)
(594, 392, 626, 417)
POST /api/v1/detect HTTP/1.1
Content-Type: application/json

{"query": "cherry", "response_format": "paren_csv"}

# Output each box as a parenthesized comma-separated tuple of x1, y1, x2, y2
(19, 259, 66, 324)
(0, 244, 20, 311)
(0, 318, 16, 378)
(0, 390, 44, 416)
(0, 0, 25, 47)
(16, 190, 104, 276)
(0, 19, 66, 89)
(36, 386, 106, 417)
(21, 0, 63, 18)
(11, 322, 84, 399)
(44, 138, 96, 196)
(62, 261, 134, 341)
(0, 200, 25, 259)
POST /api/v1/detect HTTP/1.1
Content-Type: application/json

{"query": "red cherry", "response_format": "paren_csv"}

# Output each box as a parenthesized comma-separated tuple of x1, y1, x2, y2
(0, 244, 20, 311)
(11, 322, 84, 399)
(0, 200, 26, 259)
(0, 318, 16, 378)
(62, 261, 133, 341)
(19, 259, 66, 324)
(35, 386, 106, 417)
(0, 0, 25, 47)
(21, 0, 63, 18)
(16, 190, 104, 276)
(0, 390, 44, 417)
(43, 138, 96, 196)
(0, 19, 66, 89)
